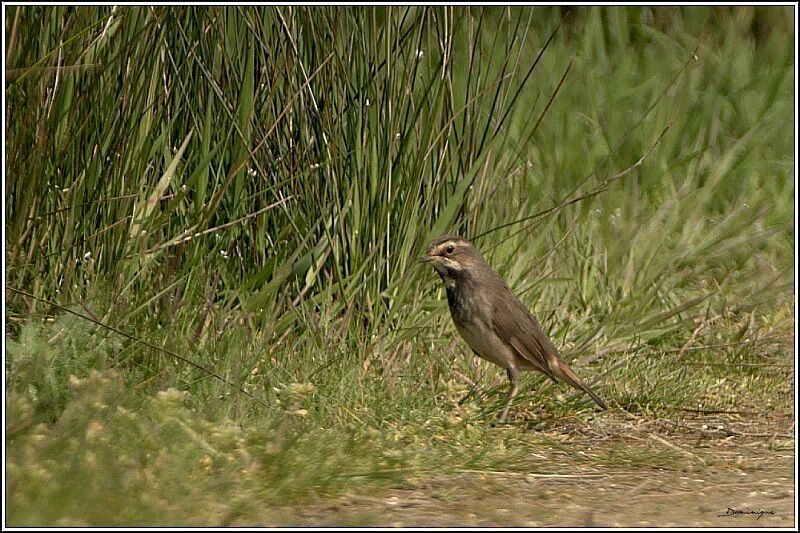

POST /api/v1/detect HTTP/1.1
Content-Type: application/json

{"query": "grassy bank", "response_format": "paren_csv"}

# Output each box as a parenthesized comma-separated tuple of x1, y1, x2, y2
(5, 6, 794, 525)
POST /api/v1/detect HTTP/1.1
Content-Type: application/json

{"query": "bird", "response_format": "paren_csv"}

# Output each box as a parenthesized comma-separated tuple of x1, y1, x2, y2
(419, 234, 606, 422)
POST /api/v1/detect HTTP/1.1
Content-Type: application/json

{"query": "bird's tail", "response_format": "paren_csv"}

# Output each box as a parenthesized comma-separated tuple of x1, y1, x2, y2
(554, 359, 607, 409)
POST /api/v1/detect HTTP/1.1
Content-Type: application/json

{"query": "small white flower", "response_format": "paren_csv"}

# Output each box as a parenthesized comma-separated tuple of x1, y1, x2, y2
(84, 251, 92, 260)
(220, 250, 229, 258)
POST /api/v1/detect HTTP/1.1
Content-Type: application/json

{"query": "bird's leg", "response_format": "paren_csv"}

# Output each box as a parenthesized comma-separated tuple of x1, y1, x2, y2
(498, 366, 520, 423)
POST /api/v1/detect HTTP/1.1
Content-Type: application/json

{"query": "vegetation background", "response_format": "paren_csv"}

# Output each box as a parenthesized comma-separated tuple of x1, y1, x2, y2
(5, 5, 795, 526)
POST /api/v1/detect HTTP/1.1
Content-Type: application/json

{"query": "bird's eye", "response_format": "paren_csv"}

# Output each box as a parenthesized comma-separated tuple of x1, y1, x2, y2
(445, 244, 455, 255)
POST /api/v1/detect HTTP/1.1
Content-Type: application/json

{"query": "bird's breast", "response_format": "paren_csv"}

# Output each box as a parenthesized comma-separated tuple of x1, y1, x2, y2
(453, 317, 518, 369)
(446, 283, 518, 369)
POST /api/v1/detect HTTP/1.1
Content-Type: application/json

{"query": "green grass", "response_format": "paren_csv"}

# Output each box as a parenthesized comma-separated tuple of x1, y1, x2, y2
(5, 5, 795, 526)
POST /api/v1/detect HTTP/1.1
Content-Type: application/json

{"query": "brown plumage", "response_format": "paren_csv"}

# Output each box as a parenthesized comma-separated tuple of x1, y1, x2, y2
(419, 234, 606, 421)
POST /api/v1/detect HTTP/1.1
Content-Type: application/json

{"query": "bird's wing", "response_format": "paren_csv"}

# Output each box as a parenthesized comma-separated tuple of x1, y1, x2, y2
(490, 288, 607, 409)
(490, 291, 561, 379)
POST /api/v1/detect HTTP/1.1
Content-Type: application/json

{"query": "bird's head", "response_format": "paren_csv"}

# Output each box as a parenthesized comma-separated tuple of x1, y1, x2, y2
(418, 235, 486, 285)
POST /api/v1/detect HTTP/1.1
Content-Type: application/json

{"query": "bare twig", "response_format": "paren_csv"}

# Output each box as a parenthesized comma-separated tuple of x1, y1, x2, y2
(146, 196, 293, 254)
(529, 58, 572, 140)
(578, 334, 793, 367)
(8, 216, 133, 270)
(6, 287, 270, 408)
(27, 193, 175, 220)
(659, 334, 793, 354)
(476, 118, 674, 246)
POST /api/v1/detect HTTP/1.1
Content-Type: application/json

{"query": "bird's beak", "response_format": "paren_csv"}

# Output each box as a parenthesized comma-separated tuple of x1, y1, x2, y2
(417, 255, 432, 264)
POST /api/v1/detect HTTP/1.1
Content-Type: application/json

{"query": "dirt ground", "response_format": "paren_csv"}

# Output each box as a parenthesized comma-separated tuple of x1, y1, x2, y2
(257, 410, 795, 527)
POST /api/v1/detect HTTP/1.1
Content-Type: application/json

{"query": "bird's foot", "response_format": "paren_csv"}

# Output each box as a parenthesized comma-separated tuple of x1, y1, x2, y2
(493, 406, 511, 426)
